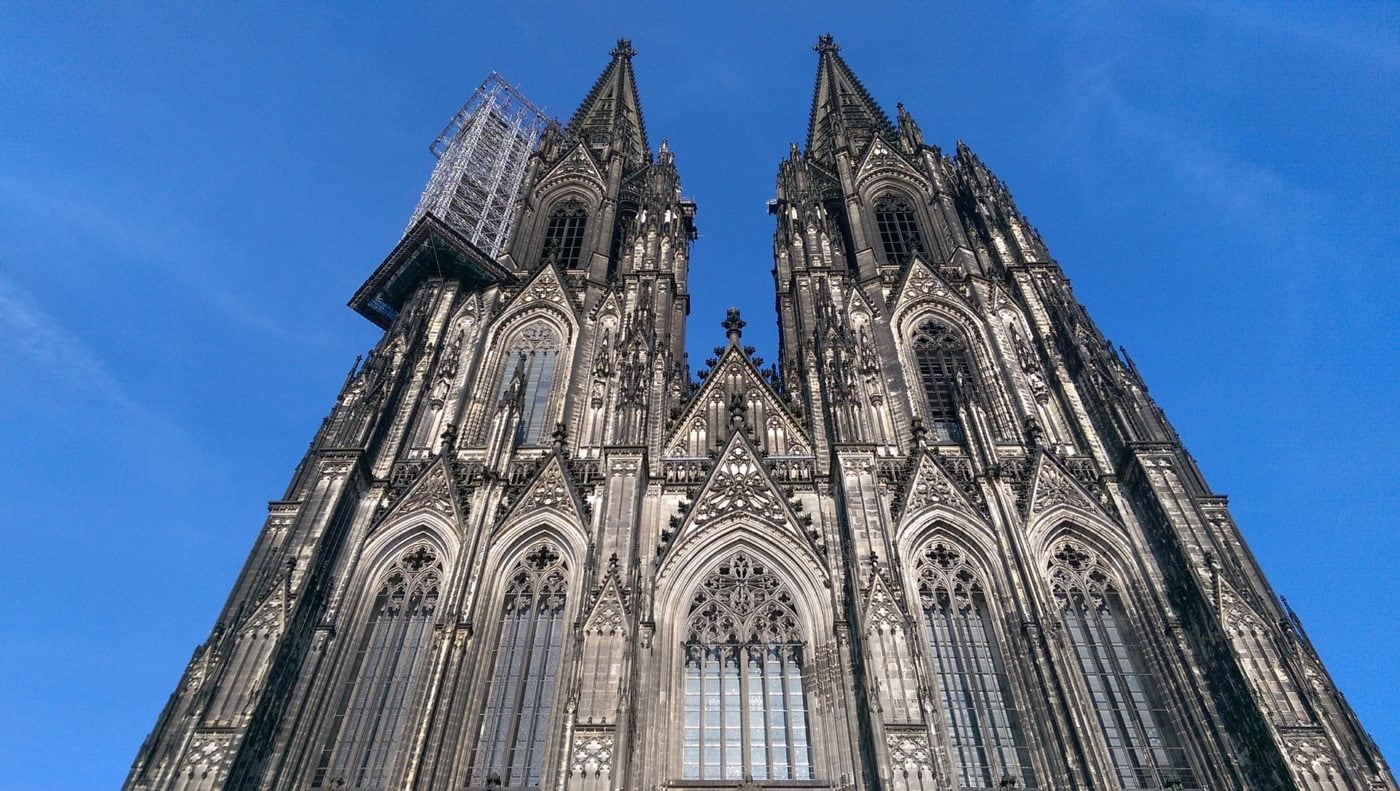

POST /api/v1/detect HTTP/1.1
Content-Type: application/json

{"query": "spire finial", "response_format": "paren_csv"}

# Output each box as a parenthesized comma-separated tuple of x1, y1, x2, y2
(815, 34, 840, 54)
(611, 38, 636, 59)
(722, 307, 746, 347)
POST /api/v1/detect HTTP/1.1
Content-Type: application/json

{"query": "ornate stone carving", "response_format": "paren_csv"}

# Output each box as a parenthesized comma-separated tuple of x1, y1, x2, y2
(584, 581, 627, 636)
(886, 729, 934, 778)
(1027, 456, 1092, 516)
(690, 441, 787, 527)
(865, 575, 906, 633)
(898, 453, 977, 520)
(396, 462, 455, 517)
(178, 731, 234, 784)
(570, 729, 614, 777)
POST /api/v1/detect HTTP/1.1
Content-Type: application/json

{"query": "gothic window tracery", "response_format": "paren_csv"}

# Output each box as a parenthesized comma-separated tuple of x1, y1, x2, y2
(681, 553, 813, 781)
(911, 321, 973, 443)
(468, 543, 570, 788)
(495, 324, 561, 445)
(607, 206, 636, 281)
(542, 200, 588, 269)
(312, 544, 443, 789)
(873, 193, 926, 266)
(1048, 541, 1198, 789)
(917, 543, 1037, 789)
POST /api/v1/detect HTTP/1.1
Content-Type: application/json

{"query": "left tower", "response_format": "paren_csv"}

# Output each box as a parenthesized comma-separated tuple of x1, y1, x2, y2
(125, 40, 697, 790)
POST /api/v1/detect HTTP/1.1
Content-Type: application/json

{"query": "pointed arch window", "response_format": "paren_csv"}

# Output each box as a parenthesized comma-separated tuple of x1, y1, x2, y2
(607, 206, 636, 281)
(911, 320, 973, 443)
(873, 193, 926, 266)
(495, 324, 561, 445)
(1049, 541, 1198, 790)
(468, 544, 569, 788)
(542, 200, 588, 269)
(312, 544, 442, 789)
(917, 543, 1037, 789)
(681, 553, 813, 781)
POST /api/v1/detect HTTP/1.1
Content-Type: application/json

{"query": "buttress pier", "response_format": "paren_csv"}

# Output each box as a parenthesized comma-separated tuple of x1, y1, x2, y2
(127, 37, 1394, 791)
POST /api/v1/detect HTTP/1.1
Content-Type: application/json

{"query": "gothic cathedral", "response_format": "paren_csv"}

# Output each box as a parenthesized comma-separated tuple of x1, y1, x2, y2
(127, 38, 1394, 791)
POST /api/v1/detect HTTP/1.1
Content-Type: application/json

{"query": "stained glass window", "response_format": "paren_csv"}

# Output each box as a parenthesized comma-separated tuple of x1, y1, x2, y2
(682, 553, 813, 781)
(468, 544, 569, 788)
(495, 324, 560, 445)
(918, 543, 1036, 789)
(1049, 541, 1198, 790)
(312, 544, 442, 789)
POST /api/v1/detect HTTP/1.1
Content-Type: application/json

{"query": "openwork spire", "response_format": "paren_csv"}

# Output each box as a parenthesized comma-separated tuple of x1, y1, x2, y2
(805, 34, 895, 163)
(566, 39, 651, 166)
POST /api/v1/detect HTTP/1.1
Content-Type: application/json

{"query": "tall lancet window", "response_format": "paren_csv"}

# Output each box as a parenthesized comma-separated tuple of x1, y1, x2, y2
(1049, 541, 1198, 790)
(542, 200, 588, 269)
(911, 320, 973, 443)
(313, 544, 442, 789)
(873, 193, 926, 266)
(917, 543, 1037, 789)
(681, 553, 813, 782)
(468, 544, 569, 788)
(495, 324, 561, 445)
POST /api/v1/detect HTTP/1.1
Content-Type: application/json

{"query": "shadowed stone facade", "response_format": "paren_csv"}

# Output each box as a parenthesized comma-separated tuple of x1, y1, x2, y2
(127, 37, 1394, 791)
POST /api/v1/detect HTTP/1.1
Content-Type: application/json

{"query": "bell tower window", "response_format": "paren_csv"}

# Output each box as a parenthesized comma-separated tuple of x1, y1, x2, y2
(911, 320, 973, 443)
(873, 194, 926, 266)
(542, 200, 588, 269)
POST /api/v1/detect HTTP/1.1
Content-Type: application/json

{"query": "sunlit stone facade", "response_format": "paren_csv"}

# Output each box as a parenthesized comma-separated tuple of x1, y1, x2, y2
(127, 38, 1394, 791)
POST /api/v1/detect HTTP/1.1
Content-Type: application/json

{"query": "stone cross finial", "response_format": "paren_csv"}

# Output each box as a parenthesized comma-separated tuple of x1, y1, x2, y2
(815, 33, 840, 54)
(611, 39, 636, 59)
(722, 307, 746, 347)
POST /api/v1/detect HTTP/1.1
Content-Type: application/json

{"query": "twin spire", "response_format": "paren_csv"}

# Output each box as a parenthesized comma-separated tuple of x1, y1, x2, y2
(562, 35, 904, 167)
(806, 34, 897, 163)
(565, 38, 650, 166)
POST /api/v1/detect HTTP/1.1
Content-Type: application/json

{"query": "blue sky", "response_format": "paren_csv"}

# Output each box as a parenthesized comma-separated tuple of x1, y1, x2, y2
(1, 2, 1397, 786)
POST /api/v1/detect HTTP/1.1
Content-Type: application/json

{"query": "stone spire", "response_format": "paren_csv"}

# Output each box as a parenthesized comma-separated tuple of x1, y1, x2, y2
(566, 38, 651, 167)
(805, 34, 894, 163)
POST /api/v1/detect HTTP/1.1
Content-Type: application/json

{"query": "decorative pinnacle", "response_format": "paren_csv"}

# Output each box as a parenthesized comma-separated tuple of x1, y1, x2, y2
(611, 38, 636, 59)
(722, 307, 746, 347)
(814, 33, 840, 54)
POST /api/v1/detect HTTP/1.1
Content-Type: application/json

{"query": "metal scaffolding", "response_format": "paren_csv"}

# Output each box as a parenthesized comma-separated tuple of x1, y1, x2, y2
(408, 72, 550, 257)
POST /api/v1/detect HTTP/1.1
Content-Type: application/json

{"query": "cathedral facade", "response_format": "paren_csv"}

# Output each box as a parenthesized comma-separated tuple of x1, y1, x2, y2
(127, 38, 1394, 791)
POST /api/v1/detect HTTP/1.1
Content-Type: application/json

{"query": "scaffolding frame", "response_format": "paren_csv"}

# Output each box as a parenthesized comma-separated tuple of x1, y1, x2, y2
(408, 72, 550, 257)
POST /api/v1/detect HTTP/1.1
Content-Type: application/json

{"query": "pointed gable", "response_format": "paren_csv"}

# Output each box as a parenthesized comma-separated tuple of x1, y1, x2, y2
(566, 39, 650, 168)
(502, 453, 587, 526)
(500, 261, 576, 319)
(1024, 452, 1109, 522)
(893, 256, 965, 309)
(854, 136, 928, 190)
(536, 139, 608, 197)
(378, 458, 464, 527)
(662, 433, 820, 570)
(664, 344, 810, 458)
(864, 571, 910, 633)
(806, 34, 895, 164)
(582, 573, 628, 636)
(895, 452, 980, 523)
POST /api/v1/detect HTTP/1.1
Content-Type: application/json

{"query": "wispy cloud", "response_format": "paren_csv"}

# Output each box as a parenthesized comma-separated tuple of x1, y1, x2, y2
(0, 273, 140, 412)
(0, 175, 318, 346)
(1180, 1, 1400, 72)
